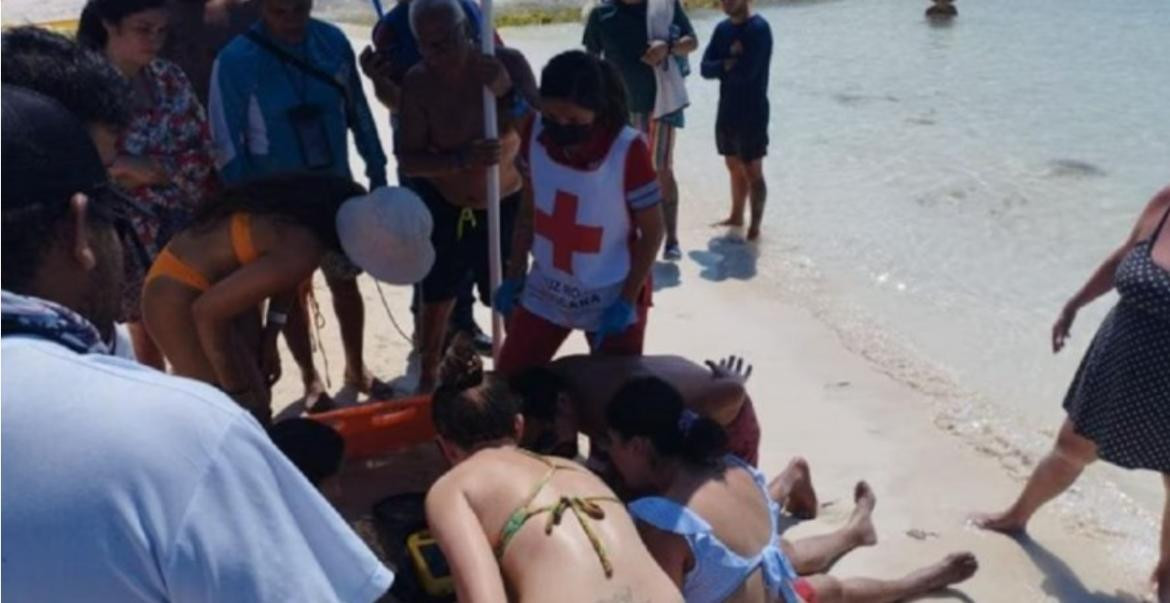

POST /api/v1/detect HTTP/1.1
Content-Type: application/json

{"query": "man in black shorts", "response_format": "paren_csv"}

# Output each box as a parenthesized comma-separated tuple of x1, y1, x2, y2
(396, 0, 536, 392)
(701, 0, 773, 241)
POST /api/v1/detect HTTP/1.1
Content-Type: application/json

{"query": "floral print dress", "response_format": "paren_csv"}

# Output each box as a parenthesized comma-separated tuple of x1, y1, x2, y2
(118, 58, 218, 321)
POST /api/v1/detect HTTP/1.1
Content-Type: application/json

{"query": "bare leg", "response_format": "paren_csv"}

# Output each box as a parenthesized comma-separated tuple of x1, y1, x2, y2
(1153, 474, 1170, 602)
(806, 552, 979, 603)
(417, 298, 456, 393)
(283, 280, 327, 405)
(128, 321, 166, 370)
(971, 419, 1097, 532)
(768, 456, 819, 519)
(783, 481, 877, 574)
(744, 158, 767, 241)
(715, 156, 748, 227)
(325, 274, 370, 392)
(660, 166, 680, 248)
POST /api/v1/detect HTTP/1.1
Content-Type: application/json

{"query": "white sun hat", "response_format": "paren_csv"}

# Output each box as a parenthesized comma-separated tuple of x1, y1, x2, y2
(336, 186, 435, 285)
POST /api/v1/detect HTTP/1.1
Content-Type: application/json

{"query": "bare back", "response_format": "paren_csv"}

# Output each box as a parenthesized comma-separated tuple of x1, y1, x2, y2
(646, 463, 780, 602)
(429, 447, 681, 603)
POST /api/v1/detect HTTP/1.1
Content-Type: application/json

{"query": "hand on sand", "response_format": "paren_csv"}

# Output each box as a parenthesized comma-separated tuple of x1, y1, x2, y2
(475, 54, 513, 97)
(705, 355, 753, 384)
(1051, 305, 1076, 353)
(462, 139, 502, 167)
(642, 40, 670, 67)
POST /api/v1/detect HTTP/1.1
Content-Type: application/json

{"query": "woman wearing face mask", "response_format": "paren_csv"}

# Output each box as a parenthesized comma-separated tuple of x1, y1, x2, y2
(495, 50, 665, 376)
(78, 0, 218, 370)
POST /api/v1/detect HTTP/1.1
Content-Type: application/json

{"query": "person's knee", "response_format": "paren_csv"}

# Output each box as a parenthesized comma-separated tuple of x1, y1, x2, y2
(1053, 425, 1096, 467)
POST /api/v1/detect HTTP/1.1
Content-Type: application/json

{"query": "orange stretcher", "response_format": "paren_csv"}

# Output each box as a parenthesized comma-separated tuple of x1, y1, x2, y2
(310, 395, 436, 461)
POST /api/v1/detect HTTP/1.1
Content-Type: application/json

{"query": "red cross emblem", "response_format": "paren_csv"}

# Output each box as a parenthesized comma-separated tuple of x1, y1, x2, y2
(534, 190, 603, 275)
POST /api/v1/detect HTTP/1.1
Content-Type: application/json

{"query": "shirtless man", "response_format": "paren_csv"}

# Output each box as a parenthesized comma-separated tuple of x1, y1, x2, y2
(510, 354, 818, 518)
(396, 0, 537, 392)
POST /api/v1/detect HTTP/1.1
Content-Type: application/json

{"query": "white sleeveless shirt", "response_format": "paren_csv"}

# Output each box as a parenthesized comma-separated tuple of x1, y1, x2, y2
(520, 122, 642, 330)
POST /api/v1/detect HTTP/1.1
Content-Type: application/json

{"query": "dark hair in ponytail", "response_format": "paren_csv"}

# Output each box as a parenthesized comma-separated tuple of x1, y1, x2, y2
(540, 50, 630, 131)
(606, 376, 728, 466)
(77, 0, 166, 51)
(431, 334, 522, 450)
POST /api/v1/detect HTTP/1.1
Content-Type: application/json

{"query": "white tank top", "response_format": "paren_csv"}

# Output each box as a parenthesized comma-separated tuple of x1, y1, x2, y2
(520, 121, 642, 330)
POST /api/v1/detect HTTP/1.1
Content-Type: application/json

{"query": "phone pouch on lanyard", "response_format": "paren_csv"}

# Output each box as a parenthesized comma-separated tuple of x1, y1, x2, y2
(287, 103, 334, 170)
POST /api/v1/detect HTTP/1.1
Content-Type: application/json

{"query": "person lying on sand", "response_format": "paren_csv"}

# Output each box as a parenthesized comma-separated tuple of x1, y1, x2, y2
(510, 353, 819, 518)
(142, 176, 432, 423)
(607, 377, 980, 603)
(423, 340, 683, 602)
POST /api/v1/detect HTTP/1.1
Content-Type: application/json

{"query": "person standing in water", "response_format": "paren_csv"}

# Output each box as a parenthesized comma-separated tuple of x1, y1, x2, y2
(494, 50, 665, 377)
(701, 0, 772, 241)
(972, 186, 1170, 601)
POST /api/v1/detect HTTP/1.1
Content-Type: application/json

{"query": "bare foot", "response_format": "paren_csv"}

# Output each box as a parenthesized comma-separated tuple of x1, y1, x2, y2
(747, 225, 761, 241)
(904, 552, 979, 596)
(847, 481, 878, 547)
(771, 457, 819, 519)
(713, 217, 745, 227)
(969, 510, 1028, 534)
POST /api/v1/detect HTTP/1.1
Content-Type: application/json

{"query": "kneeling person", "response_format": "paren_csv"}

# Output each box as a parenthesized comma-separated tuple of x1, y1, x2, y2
(424, 342, 682, 602)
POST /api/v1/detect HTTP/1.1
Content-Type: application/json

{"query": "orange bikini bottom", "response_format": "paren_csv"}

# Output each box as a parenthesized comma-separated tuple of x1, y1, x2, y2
(144, 212, 258, 293)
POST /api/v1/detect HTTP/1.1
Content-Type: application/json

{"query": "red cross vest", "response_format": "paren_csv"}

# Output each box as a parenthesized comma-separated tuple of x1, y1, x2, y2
(520, 121, 642, 330)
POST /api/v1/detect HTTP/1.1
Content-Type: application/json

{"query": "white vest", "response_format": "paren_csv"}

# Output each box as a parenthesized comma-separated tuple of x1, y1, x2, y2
(521, 122, 641, 330)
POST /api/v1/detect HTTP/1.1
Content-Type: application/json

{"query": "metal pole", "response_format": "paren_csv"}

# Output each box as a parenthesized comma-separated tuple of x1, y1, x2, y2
(480, 0, 503, 361)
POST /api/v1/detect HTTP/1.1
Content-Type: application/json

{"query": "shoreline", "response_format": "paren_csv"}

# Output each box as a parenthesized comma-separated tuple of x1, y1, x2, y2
(262, 21, 1161, 601)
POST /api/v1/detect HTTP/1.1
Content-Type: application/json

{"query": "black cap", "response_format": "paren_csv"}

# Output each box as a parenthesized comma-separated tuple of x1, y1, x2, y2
(2, 85, 110, 213)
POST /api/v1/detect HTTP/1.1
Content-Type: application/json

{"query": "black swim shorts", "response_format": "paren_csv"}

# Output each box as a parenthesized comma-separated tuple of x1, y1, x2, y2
(410, 177, 519, 305)
(716, 119, 769, 162)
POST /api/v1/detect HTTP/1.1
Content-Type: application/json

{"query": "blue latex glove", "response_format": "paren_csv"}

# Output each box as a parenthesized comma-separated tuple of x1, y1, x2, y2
(493, 278, 524, 317)
(591, 299, 637, 350)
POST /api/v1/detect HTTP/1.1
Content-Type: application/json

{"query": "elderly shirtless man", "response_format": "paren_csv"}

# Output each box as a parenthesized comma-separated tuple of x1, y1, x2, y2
(397, 0, 537, 392)
(510, 354, 818, 518)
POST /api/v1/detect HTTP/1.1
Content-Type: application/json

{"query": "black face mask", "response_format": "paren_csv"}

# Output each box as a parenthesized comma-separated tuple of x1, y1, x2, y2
(542, 117, 592, 147)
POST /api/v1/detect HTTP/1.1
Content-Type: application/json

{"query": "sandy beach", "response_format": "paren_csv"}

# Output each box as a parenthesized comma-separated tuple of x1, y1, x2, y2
(254, 19, 1164, 602)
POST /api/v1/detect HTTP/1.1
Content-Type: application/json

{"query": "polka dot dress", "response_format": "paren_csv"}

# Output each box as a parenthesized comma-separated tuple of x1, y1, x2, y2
(1063, 208, 1170, 472)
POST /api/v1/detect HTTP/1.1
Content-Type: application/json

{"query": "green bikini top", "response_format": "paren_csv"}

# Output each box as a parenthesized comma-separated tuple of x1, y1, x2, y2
(494, 450, 620, 578)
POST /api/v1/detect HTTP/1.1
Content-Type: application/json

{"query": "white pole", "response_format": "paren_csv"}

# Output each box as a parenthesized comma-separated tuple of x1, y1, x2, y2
(480, 0, 503, 361)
